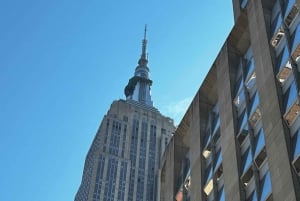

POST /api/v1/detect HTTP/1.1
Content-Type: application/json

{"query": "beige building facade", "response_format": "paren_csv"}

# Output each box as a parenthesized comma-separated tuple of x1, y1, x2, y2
(75, 27, 176, 201)
(160, 0, 300, 201)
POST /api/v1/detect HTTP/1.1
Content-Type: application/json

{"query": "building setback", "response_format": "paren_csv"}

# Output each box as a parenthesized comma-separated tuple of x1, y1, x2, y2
(75, 27, 176, 201)
(160, 0, 300, 201)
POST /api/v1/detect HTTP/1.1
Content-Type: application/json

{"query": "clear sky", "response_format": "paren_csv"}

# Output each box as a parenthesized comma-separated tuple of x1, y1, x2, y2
(0, 1, 233, 201)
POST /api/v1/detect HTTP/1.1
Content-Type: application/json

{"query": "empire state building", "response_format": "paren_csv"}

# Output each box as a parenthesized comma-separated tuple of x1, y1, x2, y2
(75, 26, 176, 201)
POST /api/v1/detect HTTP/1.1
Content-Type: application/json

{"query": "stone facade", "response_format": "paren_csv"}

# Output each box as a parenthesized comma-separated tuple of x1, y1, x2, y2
(160, 0, 300, 200)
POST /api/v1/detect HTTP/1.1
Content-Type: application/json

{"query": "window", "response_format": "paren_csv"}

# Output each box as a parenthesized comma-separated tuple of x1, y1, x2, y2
(246, 191, 258, 201)
(242, 148, 253, 175)
(203, 134, 212, 159)
(214, 150, 222, 172)
(260, 172, 272, 201)
(255, 147, 267, 168)
(254, 129, 266, 168)
(245, 58, 255, 81)
(245, 72, 256, 91)
(284, 81, 300, 126)
(241, 145, 254, 187)
(218, 186, 225, 201)
(203, 165, 213, 196)
(277, 46, 292, 85)
(249, 93, 261, 127)
(212, 114, 221, 136)
(284, 0, 299, 28)
(271, 14, 285, 48)
(291, 25, 300, 61)
(234, 87, 246, 110)
(292, 131, 300, 174)
(123, 115, 128, 122)
(237, 111, 249, 145)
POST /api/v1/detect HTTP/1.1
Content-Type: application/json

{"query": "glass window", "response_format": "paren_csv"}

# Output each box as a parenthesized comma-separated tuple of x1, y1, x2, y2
(218, 186, 225, 201)
(235, 76, 244, 96)
(242, 148, 253, 174)
(255, 147, 267, 168)
(203, 134, 212, 159)
(213, 129, 221, 143)
(293, 131, 300, 160)
(249, 93, 261, 127)
(271, 14, 283, 36)
(237, 111, 249, 145)
(203, 178, 214, 196)
(292, 131, 300, 174)
(284, 0, 296, 18)
(239, 110, 248, 130)
(214, 150, 222, 171)
(234, 87, 246, 109)
(245, 72, 256, 90)
(277, 46, 290, 72)
(245, 58, 255, 81)
(247, 190, 258, 201)
(291, 25, 300, 61)
(284, 80, 300, 126)
(215, 164, 223, 181)
(204, 165, 213, 196)
(205, 165, 213, 184)
(284, 81, 298, 113)
(277, 62, 292, 84)
(250, 92, 259, 116)
(212, 114, 221, 136)
(271, 14, 285, 48)
(254, 129, 265, 157)
(260, 172, 272, 201)
(254, 129, 267, 168)
(284, 0, 299, 27)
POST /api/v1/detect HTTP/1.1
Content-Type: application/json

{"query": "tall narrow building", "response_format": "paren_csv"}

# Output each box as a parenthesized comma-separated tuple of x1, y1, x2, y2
(75, 26, 176, 201)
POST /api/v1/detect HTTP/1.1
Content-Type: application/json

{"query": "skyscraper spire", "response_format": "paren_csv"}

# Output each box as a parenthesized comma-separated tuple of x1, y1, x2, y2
(138, 24, 148, 66)
(124, 25, 153, 107)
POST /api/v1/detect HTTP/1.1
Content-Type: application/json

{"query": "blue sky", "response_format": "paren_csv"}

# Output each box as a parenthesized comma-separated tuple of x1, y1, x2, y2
(0, 1, 233, 201)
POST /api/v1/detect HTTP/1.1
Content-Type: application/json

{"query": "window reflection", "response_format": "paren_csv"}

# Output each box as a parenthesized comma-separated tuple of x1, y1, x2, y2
(284, 81, 300, 126)
(245, 58, 255, 81)
(242, 148, 253, 174)
(203, 134, 212, 159)
(247, 190, 258, 201)
(284, 0, 296, 18)
(285, 0, 299, 30)
(277, 61, 292, 84)
(237, 111, 249, 145)
(291, 25, 300, 61)
(214, 150, 222, 171)
(205, 165, 213, 184)
(234, 87, 246, 109)
(254, 129, 265, 157)
(285, 81, 297, 113)
(271, 14, 285, 48)
(245, 72, 256, 90)
(218, 187, 225, 201)
(260, 172, 272, 201)
(250, 92, 259, 116)
(271, 14, 283, 36)
(292, 131, 300, 174)
(277, 46, 290, 72)
(249, 93, 261, 127)
(204, 164, 213, 196)
(293, 131, 300, 160)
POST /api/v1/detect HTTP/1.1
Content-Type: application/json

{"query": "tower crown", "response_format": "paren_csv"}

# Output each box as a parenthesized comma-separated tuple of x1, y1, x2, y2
(124, 25, 153, 107)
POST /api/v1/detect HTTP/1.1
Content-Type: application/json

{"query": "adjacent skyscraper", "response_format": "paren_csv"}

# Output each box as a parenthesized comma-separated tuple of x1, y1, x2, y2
(75, 26, 176, 201)
(160, 0, 300, 201)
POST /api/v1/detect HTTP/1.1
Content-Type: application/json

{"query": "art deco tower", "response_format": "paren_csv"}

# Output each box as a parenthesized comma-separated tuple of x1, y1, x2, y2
(75, 26, 176, 201)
